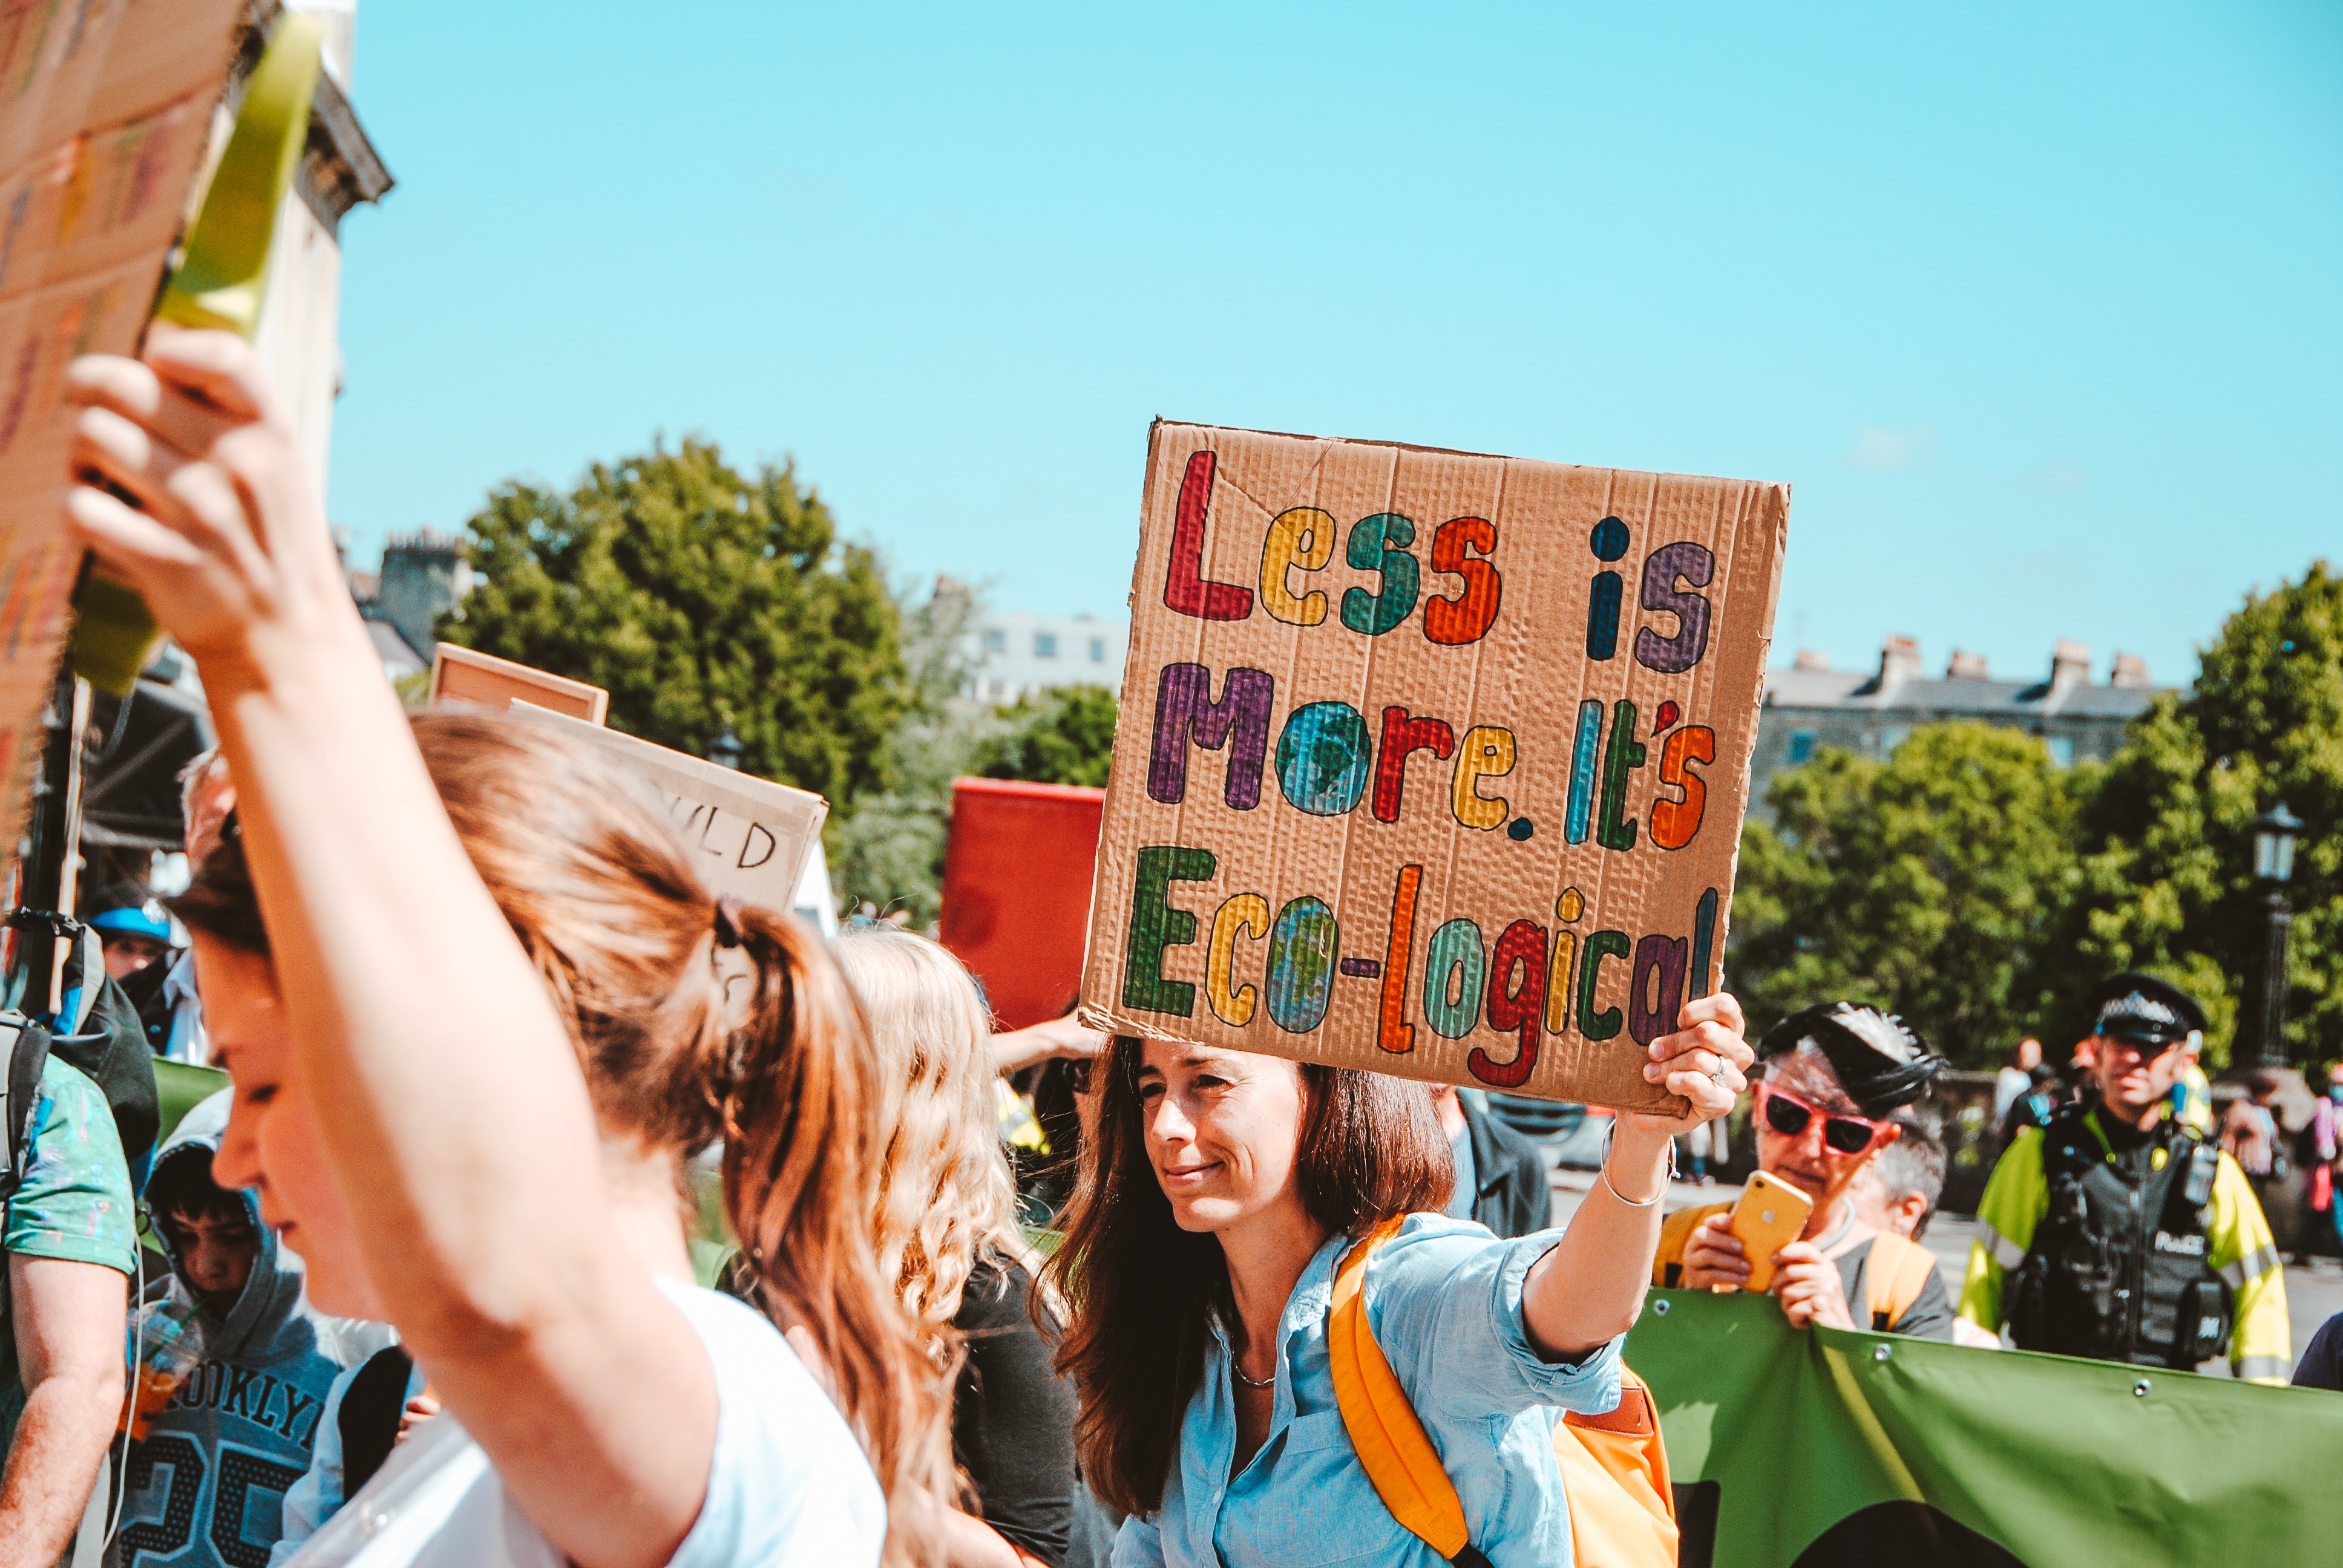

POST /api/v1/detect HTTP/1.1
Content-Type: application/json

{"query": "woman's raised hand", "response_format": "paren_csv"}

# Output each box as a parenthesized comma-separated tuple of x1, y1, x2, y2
(1627, 991, 1753, 1134)
(62, 325, 364, 687)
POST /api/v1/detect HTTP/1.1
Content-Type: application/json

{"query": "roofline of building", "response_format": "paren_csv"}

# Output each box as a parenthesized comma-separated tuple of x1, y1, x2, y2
(304, 66, 393, 223)
(1761, 697, 2173, 717)
(1766, 633, 2171, 716)
(240, 0, 394, 234)
(1762, 676, 2180, 702)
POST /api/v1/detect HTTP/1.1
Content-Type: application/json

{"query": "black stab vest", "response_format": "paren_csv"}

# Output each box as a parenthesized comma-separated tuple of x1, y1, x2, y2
(2008, 1103, 2230, 1368)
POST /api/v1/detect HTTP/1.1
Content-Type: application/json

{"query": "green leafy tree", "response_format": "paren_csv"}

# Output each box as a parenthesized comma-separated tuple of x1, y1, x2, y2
(972, 685, 1119, 788)
(441, 439, 907, 806)
(2040, 561, 2343, 1067)
(828, 590, 1126, 925)
(1729, 723, 2086, 1067)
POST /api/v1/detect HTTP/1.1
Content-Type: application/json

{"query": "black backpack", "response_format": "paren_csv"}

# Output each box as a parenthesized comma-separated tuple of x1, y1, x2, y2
(0, 932, 160, 1389)
(1, 923, 160, 1194)
(340, 1345, 418, 1495)
(50, 975, 162, 1174)
(0, 1014, 50, 1200)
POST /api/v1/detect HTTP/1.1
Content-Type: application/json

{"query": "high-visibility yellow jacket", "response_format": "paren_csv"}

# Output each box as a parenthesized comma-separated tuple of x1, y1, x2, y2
(1959, 1109, 2290, 1384)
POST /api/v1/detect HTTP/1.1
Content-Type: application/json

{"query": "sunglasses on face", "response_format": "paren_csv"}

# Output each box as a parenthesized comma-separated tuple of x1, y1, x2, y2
(1757, 1081, 1892, 1157)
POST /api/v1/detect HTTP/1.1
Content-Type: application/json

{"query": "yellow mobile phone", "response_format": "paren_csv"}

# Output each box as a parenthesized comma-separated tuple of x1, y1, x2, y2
(1729, 1171, 1815, 1294)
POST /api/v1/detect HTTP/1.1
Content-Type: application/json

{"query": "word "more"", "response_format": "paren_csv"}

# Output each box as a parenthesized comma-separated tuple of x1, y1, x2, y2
(1151, 665, 1717, 854)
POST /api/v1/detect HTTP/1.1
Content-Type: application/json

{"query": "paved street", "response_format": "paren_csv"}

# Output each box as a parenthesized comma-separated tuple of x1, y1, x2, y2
(1550, 1170, 2341, 1377)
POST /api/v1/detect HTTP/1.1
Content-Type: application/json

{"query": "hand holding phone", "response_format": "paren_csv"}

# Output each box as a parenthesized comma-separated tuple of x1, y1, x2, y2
(1770, 1241, 1858, 1331)
(1728, 1171, 1815, 1295)
(1679, 1214, 1750, 1292)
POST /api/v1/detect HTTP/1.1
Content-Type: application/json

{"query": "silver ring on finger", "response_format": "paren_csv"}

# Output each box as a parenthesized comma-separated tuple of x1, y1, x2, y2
(1708, 1055, 1729, 1087)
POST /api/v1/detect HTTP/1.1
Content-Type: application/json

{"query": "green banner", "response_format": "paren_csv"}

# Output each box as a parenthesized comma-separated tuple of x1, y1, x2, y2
(1626, 1289, 2336, 1567)
(152, 1059, 229, 1146)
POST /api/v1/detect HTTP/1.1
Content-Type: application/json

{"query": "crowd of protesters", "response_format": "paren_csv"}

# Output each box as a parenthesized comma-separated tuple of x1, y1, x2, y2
(0, 325, 1745, 1568)
(0, 325, 2330, 1567)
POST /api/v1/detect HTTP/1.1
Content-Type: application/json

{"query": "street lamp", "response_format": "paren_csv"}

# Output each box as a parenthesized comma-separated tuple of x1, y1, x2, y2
(708, 726, 744, 773)
(2245, 803, 2303, 1068)
(2252, 805, 2300, 883)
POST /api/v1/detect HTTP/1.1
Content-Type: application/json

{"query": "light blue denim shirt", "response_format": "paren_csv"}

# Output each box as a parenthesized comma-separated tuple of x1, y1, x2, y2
(1110, 1214, 1624, 1568)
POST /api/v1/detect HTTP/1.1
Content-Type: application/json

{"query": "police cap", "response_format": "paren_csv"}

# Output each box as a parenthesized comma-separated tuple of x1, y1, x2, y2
(2085, 972, 2206, 1050)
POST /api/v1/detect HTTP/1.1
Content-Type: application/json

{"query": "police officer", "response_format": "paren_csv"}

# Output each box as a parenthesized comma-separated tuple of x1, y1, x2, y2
(1958, 973, 2290, 1383)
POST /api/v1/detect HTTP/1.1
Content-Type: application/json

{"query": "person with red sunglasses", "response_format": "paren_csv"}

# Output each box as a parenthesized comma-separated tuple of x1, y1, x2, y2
(1654, 1002, 1955, 1339)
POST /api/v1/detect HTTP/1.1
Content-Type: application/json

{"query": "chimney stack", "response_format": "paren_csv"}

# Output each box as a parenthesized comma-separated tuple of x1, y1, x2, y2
(1947, 648, 1988, 681)
(2048, 639, 2091, 697)
(377, 531, 475, 663)
(1792, 649, 1831, 671)
(1877, 635, 1921, 691)
(2109, 651, 2151, 689)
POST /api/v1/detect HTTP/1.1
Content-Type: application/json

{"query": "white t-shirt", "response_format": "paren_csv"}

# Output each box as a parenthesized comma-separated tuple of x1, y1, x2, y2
(1994, 1065, 2030, 1123)
(283, 1279, 886, 1568)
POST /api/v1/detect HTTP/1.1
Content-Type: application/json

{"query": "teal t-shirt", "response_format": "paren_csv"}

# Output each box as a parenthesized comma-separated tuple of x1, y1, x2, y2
(0, 1056, 137, 1453)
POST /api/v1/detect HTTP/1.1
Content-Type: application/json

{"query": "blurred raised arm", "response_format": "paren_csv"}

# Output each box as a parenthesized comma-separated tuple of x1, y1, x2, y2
(63, 328, 715, 1568)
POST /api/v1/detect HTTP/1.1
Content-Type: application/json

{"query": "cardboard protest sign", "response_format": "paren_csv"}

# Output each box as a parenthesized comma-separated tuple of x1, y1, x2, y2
(431, 642, 611, 724)
(431, 646, 822, 912)
(939, 777, 1105, 1031)
(1078, 423, 1788, 1111)
(529, 709, 827, 915)
(0, 0, 249, 871)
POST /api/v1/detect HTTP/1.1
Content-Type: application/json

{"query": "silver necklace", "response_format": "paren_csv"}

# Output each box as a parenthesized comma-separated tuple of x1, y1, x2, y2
(1231, 1361, 1275, 1390)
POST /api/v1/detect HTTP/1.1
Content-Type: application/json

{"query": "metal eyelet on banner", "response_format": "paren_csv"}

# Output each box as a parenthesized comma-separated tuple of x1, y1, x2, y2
(1873, 1344, 1892, 1363)
(1651, 1298, 1671, 1316)
(2133, 1379, 2152, 1397)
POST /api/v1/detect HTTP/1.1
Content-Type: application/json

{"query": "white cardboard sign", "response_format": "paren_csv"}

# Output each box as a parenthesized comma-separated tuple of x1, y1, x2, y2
(529, 709, 827, 913)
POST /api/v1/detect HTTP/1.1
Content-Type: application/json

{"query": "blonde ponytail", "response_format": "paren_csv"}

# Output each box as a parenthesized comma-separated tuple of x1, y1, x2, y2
(718, 903, 955, 1567)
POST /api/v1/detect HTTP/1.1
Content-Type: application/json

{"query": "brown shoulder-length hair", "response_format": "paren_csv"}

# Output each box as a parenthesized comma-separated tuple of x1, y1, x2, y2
(172, 711, 950, 1565)
(1038, 1037, 1450, 1516)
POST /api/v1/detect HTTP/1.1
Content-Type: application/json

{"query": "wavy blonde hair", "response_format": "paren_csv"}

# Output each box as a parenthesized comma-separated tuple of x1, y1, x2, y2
(833, 928, 1030, 1342)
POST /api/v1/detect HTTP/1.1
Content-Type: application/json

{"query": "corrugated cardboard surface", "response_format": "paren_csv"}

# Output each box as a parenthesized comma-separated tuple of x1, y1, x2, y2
(0, 0, 249, 882)
(432, 642, 611, 724)
(939, 776, 1105, 1032)
(1079, 422, 1786, 1112)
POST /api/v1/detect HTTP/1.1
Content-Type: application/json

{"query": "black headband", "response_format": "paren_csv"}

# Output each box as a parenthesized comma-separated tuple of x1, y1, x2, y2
(1759, 1003, 1945, 1119)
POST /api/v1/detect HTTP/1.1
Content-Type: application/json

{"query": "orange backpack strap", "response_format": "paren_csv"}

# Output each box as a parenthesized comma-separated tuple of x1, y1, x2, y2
(1557, 1368, 1681, 1567)
(1327, 1218, 1476, 1563)
(1328, 1217, 1680, 1568)
(1863, 1232, 1939, 1331)
(1653, 1202, 1729, 1289)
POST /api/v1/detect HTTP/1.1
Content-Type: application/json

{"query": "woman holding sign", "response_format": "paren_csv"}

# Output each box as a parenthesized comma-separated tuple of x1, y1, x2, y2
(61, 329, 946, 1567)
(1040, 1007, 1749, 1567)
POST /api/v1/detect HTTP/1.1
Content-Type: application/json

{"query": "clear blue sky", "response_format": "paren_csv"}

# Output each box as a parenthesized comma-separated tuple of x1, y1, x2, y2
(326, 1, 2341, 689)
